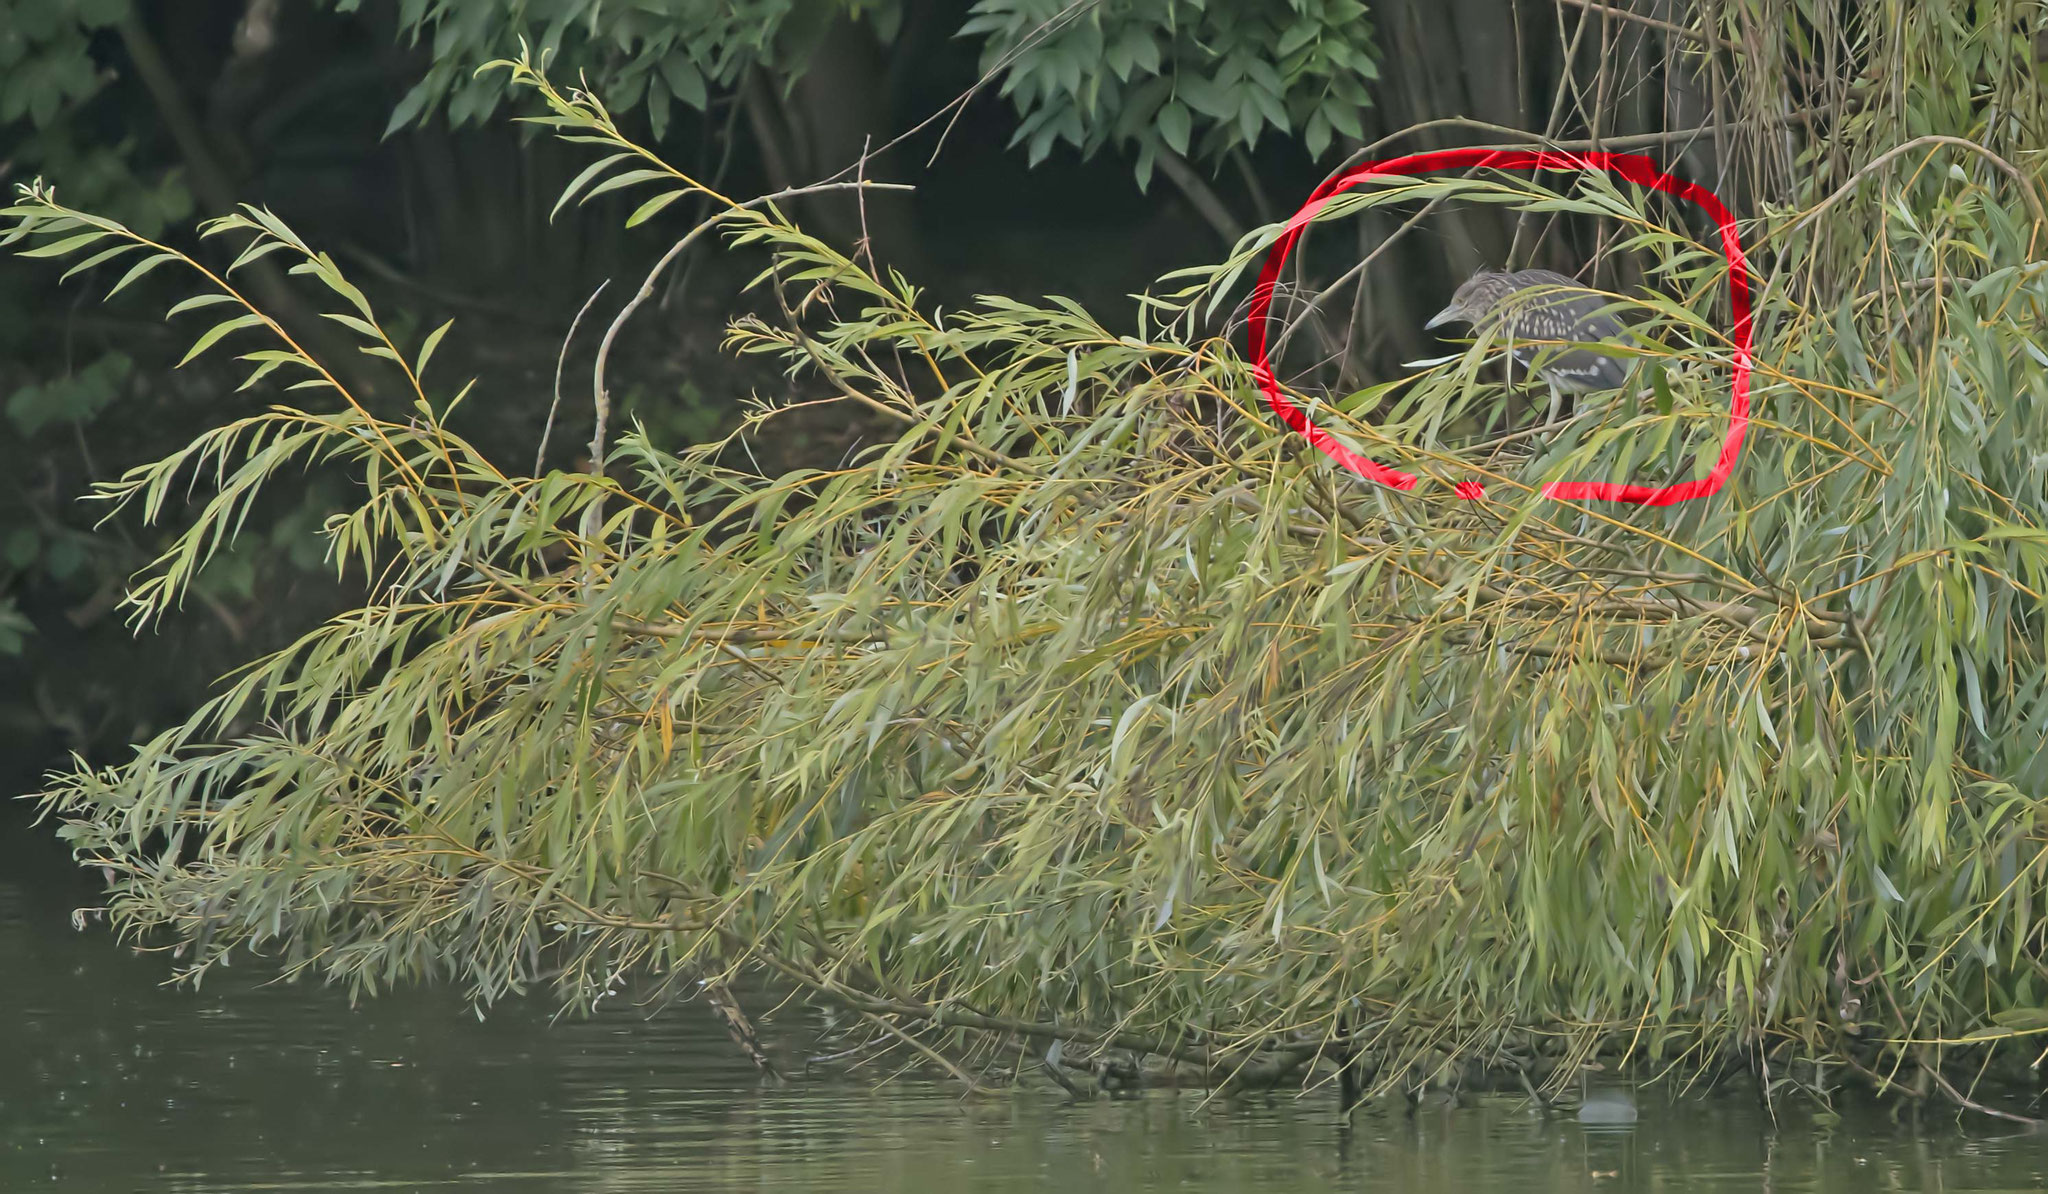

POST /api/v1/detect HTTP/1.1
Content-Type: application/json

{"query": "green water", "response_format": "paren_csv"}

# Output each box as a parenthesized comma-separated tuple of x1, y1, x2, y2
(6, 813, 2048, 1192)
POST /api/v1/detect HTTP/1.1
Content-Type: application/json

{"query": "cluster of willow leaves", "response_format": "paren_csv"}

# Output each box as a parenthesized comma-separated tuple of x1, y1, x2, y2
(11, 15, 2048, 1116)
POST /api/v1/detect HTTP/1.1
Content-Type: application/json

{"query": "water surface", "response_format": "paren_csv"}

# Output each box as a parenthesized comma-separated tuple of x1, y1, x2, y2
(6, 806, 2046, 1192)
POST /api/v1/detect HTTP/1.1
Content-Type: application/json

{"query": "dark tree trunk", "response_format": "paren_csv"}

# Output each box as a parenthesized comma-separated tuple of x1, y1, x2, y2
(774, 13, 929, 278)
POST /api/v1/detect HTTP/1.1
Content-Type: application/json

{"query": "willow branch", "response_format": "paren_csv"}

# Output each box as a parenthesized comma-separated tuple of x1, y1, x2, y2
(726, 931, 1213, 1071)
(1336, 106, 1839, 176)
(588, 180, 916, 468)
(541, 278, 610, 474)
(1781, 135, 2048, 241)
(1552, 0, 1741, 52)
(1922, 1062, 2044, 1128)
(785, 326, 1045, 477)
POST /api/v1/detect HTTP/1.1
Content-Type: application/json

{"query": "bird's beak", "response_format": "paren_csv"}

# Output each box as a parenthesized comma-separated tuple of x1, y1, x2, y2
(1424, 306, 1457, 331)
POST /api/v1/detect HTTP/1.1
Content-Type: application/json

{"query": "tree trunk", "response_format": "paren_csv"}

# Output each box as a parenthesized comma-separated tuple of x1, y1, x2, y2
(779, 13, 929, 278)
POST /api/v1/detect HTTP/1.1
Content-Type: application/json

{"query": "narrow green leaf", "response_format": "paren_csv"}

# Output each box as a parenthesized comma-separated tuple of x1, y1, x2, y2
(551, 152, 635, 222)
(178, 314, 268, 367)
(581, 168, 677, 204)
(60, 242, 141, 282)
(625, 190, 688, 228)
(1991, 1008, 2048, 1030)
(18, 231, 114, 259)
(321, 312, 382, 339)
(165, 293, 241, 319)
(226, 239, 293, 274)
(415, 319, 455, 377)
(236, 356, 291, 392)
(107, 252, 182, 299)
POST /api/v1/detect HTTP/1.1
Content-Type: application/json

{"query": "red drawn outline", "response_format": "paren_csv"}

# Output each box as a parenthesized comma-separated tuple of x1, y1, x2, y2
(1244, 149, 1753, 506)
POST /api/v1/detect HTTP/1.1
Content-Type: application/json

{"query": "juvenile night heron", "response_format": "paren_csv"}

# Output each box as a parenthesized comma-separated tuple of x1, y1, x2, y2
(1424, 267, 1631, 422)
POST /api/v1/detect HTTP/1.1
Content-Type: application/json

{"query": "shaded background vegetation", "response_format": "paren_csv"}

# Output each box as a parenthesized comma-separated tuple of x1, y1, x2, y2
(0, 0, 1735, 776)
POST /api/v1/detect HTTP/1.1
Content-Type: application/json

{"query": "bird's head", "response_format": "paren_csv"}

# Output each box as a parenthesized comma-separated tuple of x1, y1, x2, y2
(1424, 269, 1513, 331)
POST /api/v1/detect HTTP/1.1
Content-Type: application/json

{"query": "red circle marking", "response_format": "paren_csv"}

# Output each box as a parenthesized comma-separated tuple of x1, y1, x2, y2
(1245, 149, 1753, 506)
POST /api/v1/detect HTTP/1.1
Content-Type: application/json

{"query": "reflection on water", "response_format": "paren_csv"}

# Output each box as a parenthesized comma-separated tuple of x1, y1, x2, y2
(6, 808, 2048, 1192)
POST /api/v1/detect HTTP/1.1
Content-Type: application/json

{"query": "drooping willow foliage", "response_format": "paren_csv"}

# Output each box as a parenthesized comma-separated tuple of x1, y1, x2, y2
(12, 2, 2048, 1110)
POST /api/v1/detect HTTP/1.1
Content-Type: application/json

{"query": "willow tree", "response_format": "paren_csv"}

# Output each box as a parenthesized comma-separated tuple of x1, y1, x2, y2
(14, 0, 2048, 1118)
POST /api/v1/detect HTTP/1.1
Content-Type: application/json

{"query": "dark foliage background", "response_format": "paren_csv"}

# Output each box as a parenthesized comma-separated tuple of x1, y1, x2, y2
(0, 0, 1737, 777)
(0, 0, 1254, 766)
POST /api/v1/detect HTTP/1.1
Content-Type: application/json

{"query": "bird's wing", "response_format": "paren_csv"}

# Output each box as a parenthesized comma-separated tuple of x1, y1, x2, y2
(1503, 275, 1628, 342)
(1558, 293, 1630, 342)
(1539, 347, 1631, 392)
(1485, 271, 1632, 391)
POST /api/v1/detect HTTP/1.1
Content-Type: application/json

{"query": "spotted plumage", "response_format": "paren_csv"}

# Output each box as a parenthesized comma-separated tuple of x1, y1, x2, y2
(1424, 268, 1631, 394)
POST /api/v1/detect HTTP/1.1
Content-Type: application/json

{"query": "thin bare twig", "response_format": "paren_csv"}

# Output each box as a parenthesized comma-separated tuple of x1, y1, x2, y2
(610, 618, 883, 644)
(755, 258, 1045, 480)
(1336, 107, 1837, 180)
(588, 179, 916, 471)
(854, 135, 877, 274)
(725, 930, 1212, 1071)
(1852, 261, 2048, 305)
(1923, 1062, 2044, 1129)
(921, 0, 1099, 168)
(1553, 0, 1741, 52)
(540, 278, 609, 475)
(856, 1007, 991, 1094)
(574, 179, 914, 543)
(1271, 190, 1454, 362)
(1779, 134, 2048, 241)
